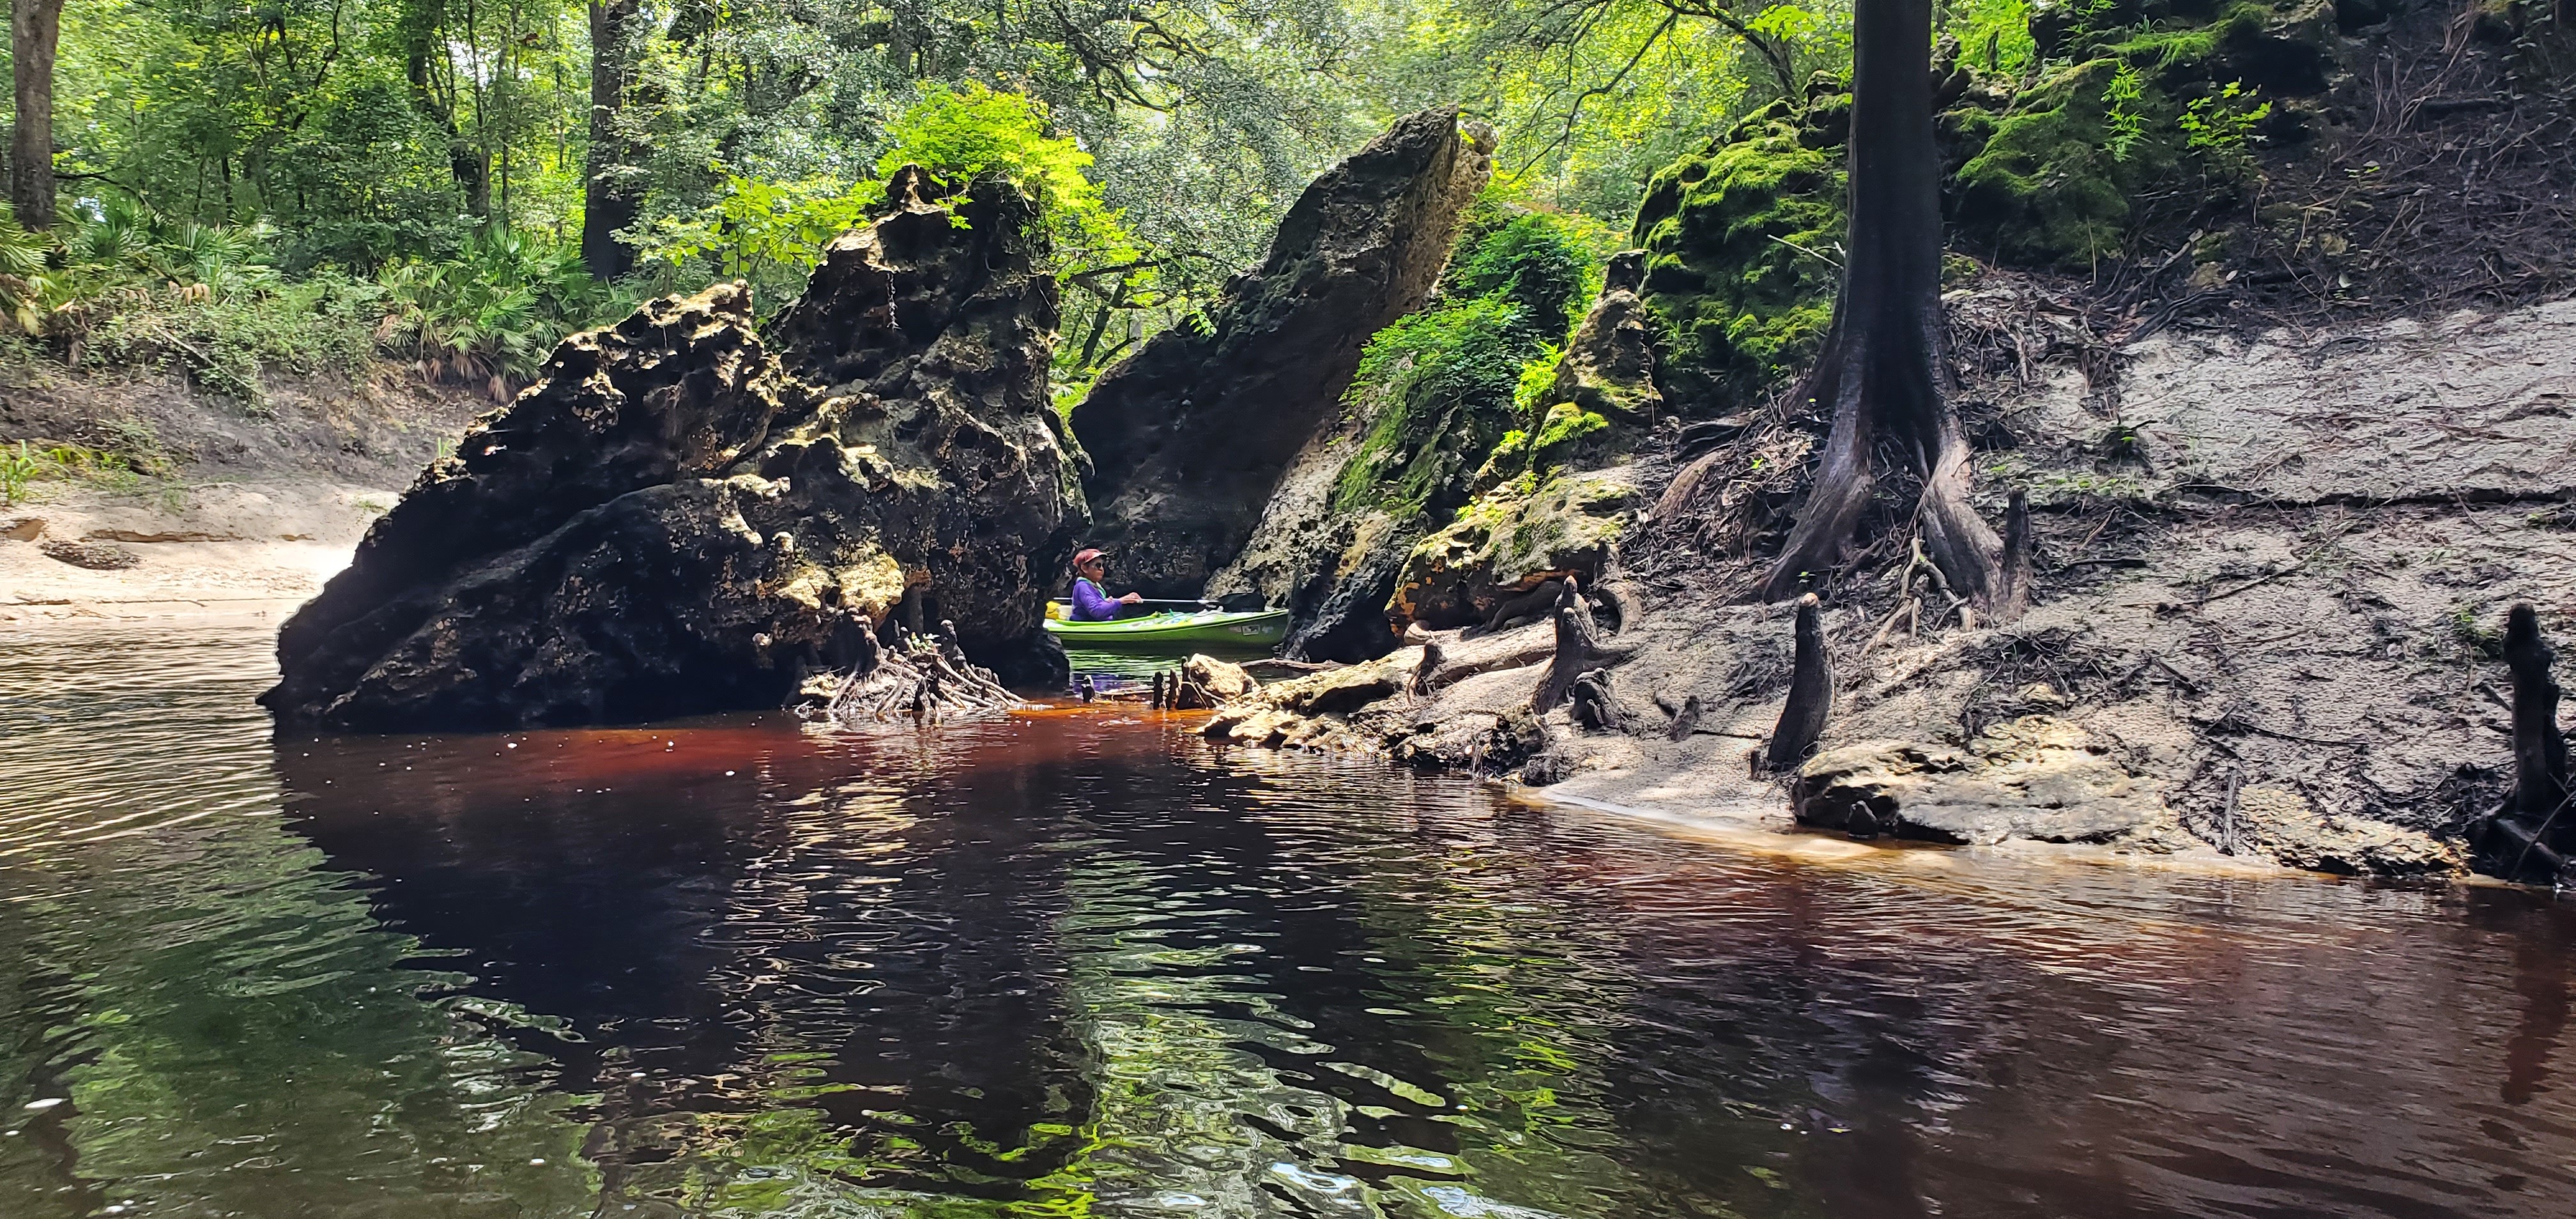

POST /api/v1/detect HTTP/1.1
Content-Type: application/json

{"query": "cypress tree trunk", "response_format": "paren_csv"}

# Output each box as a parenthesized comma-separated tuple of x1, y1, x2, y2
(1758, 0, 2003, 606)
(10, 0, 65, 230)
(583, 1, 644, 279)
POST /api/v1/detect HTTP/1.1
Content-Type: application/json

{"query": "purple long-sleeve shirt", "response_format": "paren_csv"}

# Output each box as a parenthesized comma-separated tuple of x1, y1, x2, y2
(1069, 578, 1121, 622)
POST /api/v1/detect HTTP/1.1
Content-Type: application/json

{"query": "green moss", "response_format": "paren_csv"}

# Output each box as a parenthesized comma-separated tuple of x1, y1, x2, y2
(1528, 402, 1610, 470)
(1954, 59, 2173, 267)
(1331, 201, 1605, 519)
(1629, 112, 1843, 410)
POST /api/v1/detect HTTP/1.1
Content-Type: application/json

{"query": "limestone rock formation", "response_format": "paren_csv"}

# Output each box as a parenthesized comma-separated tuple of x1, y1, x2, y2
(264, 170, 1078, 730)
(1070, 108, 1493, 599)
(1792, 717, 2177, 846)
(2228, 784, 2465, 877)
(1208, 242, 1656, 661)
(1388, 469, 1643, 631)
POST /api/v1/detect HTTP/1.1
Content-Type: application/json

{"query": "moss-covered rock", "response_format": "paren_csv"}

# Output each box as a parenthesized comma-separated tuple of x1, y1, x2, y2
(1388, 468, 1643, 631)
(1208, 199, 1604, 661)
(1630, 108, 1844, 415)
(1953, 0, 2342, 267)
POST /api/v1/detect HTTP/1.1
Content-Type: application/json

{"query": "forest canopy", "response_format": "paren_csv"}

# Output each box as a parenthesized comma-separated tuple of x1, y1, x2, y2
(7, 0, 2554, 413)
(0, 1, 1880, 385)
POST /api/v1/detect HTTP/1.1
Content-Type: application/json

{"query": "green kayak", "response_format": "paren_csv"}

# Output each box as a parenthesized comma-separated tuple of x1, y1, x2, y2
(1043, 606, 1289, 648)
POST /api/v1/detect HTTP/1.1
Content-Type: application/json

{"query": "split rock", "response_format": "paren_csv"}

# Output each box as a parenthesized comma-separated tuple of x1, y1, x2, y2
(1071, 108, 1494, 599)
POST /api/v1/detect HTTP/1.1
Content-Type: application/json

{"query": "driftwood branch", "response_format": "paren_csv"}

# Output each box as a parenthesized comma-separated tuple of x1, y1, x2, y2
(820, 619, 1022, 725)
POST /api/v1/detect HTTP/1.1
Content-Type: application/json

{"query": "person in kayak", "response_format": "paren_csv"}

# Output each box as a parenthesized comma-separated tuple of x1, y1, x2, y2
(1067, 548, 1144, 622)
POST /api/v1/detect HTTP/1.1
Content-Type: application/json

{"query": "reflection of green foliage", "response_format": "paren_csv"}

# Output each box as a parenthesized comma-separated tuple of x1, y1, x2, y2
(0, 814, 594, 1217)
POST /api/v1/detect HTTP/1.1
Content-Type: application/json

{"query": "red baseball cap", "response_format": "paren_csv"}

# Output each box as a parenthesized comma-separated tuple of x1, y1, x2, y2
(1072, 548, 1108, 569)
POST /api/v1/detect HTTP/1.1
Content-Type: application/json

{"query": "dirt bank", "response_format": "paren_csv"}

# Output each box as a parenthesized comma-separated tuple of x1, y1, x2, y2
(1202, 293, 2576, 878)
(1, 364, 482, 627)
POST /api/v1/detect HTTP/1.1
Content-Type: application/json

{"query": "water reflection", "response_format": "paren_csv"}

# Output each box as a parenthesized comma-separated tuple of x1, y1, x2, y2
(4, 622, 2575, 1217)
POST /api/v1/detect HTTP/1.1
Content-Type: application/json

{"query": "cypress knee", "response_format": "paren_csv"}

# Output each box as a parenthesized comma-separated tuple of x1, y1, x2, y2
(1765, 594, 1834, 772)
(2506, 604, 2570, 828)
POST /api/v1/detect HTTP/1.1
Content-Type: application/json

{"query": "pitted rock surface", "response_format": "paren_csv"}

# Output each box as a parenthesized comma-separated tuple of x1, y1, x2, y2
(264, 170, 1077, 730)
(1793, 716, 2176, 846)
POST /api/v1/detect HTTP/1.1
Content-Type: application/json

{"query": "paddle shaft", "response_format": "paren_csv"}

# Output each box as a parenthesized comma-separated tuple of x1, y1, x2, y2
(1052, 597, 1215, 609)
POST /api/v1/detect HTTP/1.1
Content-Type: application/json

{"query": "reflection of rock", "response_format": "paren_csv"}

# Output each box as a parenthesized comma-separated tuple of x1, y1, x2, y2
(1793, 717, 2175, 845)
(265, 170, 1077, 730)
(1390, 469, 1641, 631)
(2231, 784, 2465, 877)
(1071, 109, 1493, 599)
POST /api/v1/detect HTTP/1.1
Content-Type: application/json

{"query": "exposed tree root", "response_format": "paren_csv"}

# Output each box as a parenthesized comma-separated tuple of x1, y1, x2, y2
(815, 621, 1024, 726)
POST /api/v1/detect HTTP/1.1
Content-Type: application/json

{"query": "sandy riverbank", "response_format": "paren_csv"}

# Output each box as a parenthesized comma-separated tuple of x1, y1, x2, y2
(1, 480, 394, 629)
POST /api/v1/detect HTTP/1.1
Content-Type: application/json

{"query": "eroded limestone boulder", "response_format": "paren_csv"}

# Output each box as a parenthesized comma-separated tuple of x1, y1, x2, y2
(1389, 469, 1642, 631)
(1070, 109, 1493, 599)
(264, 170, 1077, 730)
(1793, 717, 2174, 846)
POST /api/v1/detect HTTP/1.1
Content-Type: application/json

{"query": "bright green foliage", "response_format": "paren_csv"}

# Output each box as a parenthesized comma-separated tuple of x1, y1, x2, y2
(634, 176, 887, 310)
(1629, 108, 1843, 410)
(2104, 63, 2149, 162)
(1331, 202, 1603, 519)
(0, 441, 38, 504)
(2181, 81, 2273, 162)
(878, 84, 1140, 271)
(1335, 295, 1529, 516)
(377, 228, 629, 381)
(0, 221, 50, 334)
(1952, 0, 2040, 75)
(1949, 0, 2322, 267)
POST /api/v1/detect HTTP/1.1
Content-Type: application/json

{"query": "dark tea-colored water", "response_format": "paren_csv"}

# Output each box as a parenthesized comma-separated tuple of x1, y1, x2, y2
(4, 620, 2573, 1218)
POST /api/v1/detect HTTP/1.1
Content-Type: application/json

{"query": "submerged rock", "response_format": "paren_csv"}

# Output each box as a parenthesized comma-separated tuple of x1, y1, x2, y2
(1793, 717, 2176, 846)
(1070, 108, 1494, 599)
(264, 170, 1077, 730)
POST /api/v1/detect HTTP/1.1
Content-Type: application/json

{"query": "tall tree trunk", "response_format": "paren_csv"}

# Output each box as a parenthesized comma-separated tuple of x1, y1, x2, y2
(398, 0, 490, 218)
(10, 0, 65, 230)
(1757, 0, 2002, 606)
(583, 0, 644, 280)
